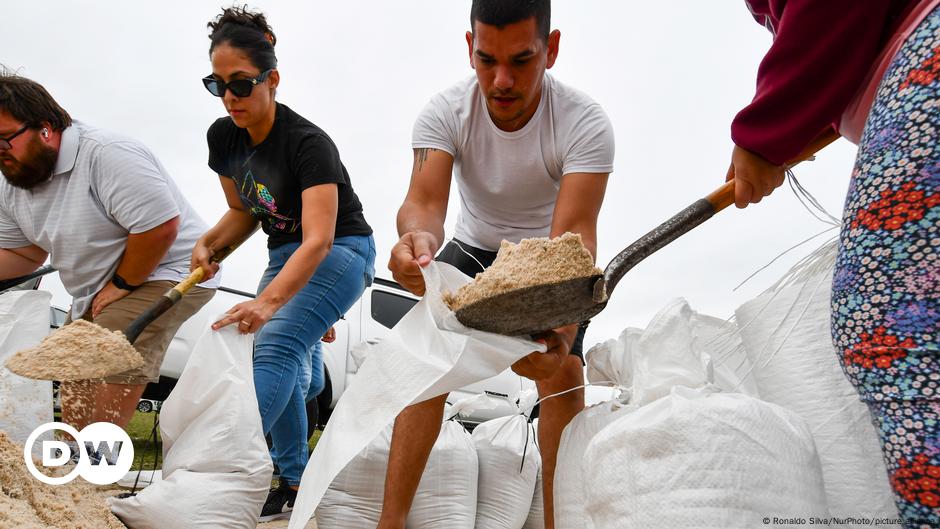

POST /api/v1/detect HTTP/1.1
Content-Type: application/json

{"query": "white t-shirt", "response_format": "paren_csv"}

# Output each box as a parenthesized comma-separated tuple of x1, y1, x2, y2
(0, 122, 218, 318)
(412, 73, 615, 251)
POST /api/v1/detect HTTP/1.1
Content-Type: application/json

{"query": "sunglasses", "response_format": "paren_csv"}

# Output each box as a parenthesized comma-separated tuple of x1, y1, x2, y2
(0, 124, 30, 151)
(202, 70, 273, 98)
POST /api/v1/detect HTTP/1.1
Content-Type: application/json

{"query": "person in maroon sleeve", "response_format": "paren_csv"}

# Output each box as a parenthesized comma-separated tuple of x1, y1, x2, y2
(728, 2, 939, 527)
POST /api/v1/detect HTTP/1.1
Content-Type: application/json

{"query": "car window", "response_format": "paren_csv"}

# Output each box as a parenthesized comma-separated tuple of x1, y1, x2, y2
(371, 290, 418, 329)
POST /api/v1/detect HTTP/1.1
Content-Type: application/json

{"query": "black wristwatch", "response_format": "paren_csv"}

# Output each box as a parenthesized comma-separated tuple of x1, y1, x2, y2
(112, 272, 142, 291)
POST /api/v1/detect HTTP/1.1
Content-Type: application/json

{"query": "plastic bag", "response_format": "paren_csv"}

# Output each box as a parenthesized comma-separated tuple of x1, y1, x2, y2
(109, 320, 272, 529)
(291, 262, 543, 529)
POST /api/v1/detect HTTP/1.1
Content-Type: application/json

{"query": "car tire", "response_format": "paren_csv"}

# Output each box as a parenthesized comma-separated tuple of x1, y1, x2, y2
(137, 400, 153, 413)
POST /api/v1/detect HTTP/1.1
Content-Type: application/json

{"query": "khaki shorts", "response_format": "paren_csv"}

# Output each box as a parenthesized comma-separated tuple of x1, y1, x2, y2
(66, 280, 215, 385)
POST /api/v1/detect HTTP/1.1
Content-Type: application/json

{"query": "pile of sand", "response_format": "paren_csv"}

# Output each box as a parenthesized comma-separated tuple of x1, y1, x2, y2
(4, 320, 143, 381)
(444, 232, 601, 311)
(0, 433, 125, 528)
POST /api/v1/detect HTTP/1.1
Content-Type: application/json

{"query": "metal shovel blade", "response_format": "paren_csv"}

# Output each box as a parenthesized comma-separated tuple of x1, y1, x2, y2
(454, 274, 605, 336)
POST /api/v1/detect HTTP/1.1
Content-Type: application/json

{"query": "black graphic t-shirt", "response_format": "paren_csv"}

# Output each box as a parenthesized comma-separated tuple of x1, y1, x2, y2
(207, 103, 372, 248)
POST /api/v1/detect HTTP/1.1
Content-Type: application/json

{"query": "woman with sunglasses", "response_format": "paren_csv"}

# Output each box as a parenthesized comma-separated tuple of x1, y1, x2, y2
(191, 6, 375, 521)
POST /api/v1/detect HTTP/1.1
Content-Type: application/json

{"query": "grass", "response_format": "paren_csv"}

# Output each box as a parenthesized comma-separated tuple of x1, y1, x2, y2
(123, 410, 323, 472)
(126, 410, 162, 471)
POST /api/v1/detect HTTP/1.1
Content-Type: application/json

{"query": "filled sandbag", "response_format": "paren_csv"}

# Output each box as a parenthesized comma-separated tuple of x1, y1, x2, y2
(584, 386, 828, 528)
(109, 320, 273, 529)
(554, 336, 633, 529)
(581, 299, 828, 528)
(316, 418, 478, 529)
(735, 240, 897, 522)
(472, 391, 540, 529)
(553, 399, 629, 529)
(0, 290, 53, 449)
(521, 419, 544, 529)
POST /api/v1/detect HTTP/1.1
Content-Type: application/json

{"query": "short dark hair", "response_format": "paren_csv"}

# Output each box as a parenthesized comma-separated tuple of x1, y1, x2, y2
(470, 0, 551, 40)
(207, 5, 278, 71)
(0, 68, 72, 131)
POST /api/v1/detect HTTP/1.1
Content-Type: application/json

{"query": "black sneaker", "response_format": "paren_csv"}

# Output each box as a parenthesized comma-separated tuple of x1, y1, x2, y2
(259, 482, 297, 522)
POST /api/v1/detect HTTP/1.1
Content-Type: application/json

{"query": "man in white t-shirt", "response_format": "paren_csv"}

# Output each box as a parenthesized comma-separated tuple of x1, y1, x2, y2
(0, 71, 216, 431)
(384, 2, 614, 527)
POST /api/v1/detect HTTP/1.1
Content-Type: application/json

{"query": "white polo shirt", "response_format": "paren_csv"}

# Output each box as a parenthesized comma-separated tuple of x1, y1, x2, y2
(0, 122, 218, 318)
(412, 73, 615, 251)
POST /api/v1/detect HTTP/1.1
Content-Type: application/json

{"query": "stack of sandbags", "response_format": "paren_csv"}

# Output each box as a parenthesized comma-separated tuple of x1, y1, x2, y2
(316, 412, 478, 528)
(735, 240, 897, 522)
(471, 390, 540, 529)
(582, 299, 829, 529)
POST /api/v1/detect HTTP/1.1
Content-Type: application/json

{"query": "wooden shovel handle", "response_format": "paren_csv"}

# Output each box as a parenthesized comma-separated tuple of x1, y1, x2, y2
(706, 128, 843, 211)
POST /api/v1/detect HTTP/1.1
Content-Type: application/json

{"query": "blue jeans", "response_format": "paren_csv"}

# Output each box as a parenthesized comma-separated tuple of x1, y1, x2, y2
(254, 234, 375, 486)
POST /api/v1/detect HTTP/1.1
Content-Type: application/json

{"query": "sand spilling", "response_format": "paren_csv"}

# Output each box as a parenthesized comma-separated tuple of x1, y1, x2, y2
(4, 320, 143, 381)
(0, 433, 125, 529)
(444, 232, 601, 311)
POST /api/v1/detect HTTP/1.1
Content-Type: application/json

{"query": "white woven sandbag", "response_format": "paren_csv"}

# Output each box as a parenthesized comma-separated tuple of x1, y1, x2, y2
(315, 426, 389, 528)
(409, 420, 478, 528)
(0, 290, 53, 450)
(317, 419, 477, 529)
(736, 240, 896, 522)
(521, 462, 544, 529)
(110, 320, 272, 529)
(583, 386, 828, 529)
(472, 413, 539, 529)
(553, 399, 630, 529)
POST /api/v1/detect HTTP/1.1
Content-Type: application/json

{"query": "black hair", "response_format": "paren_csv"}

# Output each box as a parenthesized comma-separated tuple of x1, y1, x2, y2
(470, 0, 551, 40)
(0, 67, 72, 131)
(207, 5, 278, 71)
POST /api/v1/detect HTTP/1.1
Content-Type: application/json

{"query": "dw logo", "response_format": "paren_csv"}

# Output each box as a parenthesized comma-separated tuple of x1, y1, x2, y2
(23, 422, 134, 485)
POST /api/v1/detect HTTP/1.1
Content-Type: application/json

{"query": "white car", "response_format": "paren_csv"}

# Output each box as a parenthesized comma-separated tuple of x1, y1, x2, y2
(28, 272, 535, 433)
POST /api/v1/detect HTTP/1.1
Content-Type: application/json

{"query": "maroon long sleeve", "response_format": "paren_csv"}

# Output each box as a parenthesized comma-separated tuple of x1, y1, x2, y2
(732, 0, 914, 164)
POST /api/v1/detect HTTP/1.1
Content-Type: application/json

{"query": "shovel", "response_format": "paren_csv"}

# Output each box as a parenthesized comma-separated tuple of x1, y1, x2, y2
(5, 237, 248, 381)
(454, 130, 842, 336)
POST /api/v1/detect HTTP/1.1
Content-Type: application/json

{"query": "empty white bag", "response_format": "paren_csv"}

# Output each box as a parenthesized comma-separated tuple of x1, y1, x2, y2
(0, 290, 53, 449)
(109, 320, 273, 529)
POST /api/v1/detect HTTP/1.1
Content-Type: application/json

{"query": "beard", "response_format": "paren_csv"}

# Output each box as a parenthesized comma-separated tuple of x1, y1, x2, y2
(0, 136, 58, 190)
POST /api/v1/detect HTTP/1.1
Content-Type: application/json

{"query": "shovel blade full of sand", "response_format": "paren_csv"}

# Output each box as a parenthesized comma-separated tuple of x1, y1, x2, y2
(4, 319, 143, 381)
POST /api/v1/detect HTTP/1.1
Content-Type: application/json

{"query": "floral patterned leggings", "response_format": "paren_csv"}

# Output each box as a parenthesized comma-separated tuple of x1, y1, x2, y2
(831, 8, 940, 528)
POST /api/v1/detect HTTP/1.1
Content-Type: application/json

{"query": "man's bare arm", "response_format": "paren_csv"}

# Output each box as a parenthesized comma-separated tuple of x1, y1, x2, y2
(388, 148, 454, 296)
(549, 172, 610, 259)
(0, 245, 48, 280)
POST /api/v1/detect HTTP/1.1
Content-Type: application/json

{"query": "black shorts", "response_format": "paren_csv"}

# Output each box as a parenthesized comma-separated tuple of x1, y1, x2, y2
(435, 239, 587, 363)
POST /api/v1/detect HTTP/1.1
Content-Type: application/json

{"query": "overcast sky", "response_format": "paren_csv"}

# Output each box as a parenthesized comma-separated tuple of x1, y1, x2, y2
(3, 1, 858, 346)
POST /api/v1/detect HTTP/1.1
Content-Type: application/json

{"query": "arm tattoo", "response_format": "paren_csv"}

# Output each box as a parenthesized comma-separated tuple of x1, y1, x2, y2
(414, 148, 438, 173)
